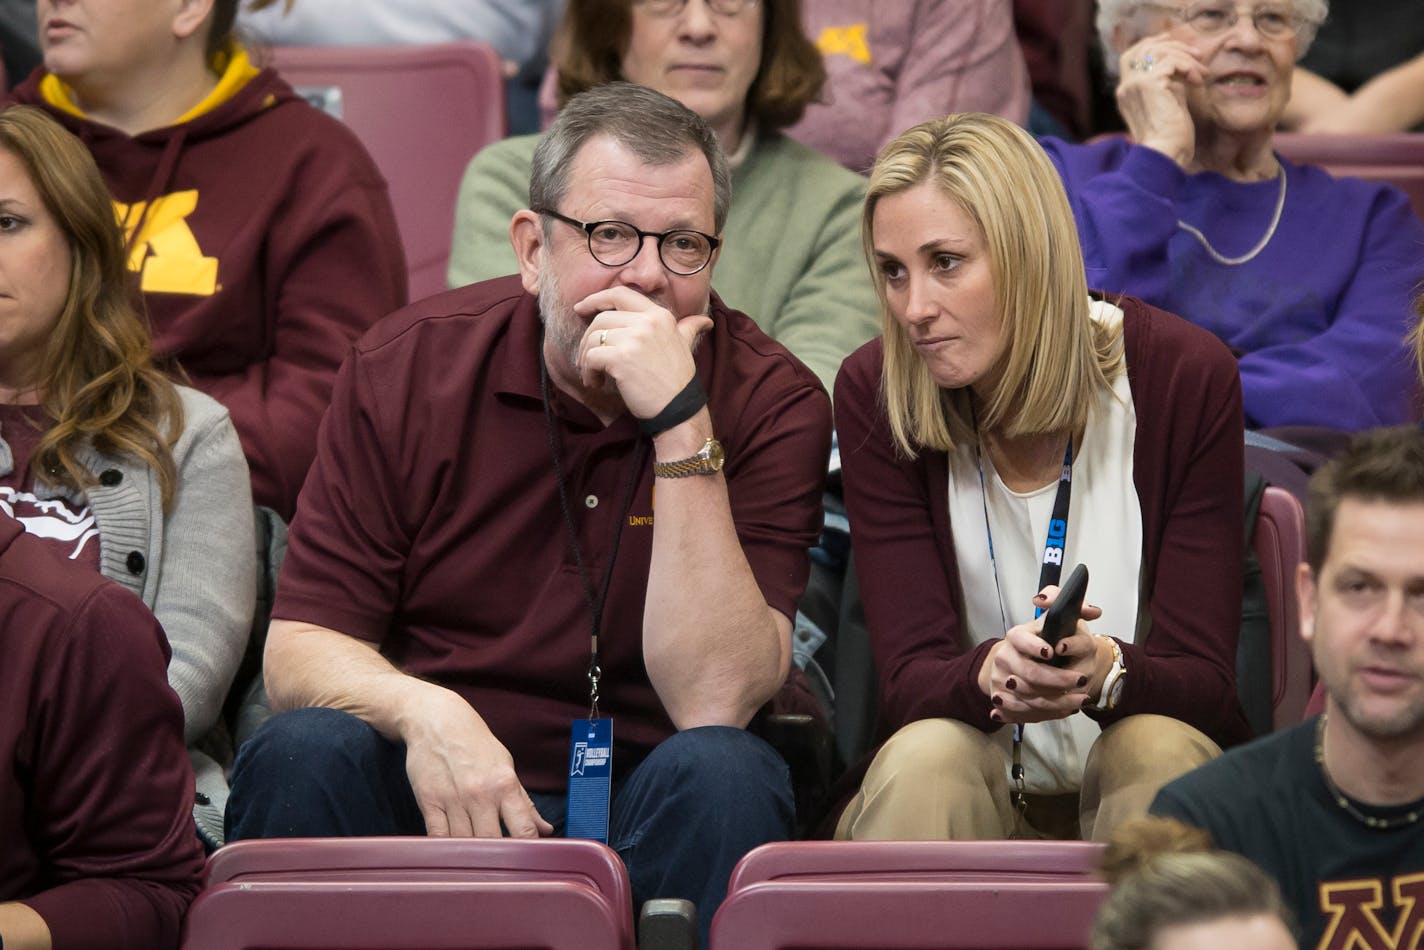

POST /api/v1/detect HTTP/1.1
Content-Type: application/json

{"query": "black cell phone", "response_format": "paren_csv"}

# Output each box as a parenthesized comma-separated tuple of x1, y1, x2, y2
(1039, 563, 1089, 668)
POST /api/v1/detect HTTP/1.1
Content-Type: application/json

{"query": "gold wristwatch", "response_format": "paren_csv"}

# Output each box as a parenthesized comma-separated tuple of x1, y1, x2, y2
(653, 438, 725, 478)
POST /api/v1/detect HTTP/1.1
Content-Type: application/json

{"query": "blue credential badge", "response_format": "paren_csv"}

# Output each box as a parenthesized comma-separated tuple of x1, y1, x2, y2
(566, 717, 612, 843)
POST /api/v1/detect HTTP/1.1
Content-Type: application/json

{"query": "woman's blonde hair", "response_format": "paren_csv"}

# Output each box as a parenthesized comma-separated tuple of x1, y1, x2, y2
(0, 106, 183, 509)
(865, 112, 1123, 458)
(1090, 817, 1295, 950)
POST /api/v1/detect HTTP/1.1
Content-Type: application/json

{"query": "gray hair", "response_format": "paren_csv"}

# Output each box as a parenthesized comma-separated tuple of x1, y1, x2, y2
(1095, 0, 1329, 75)
(529, 82, 732, 234)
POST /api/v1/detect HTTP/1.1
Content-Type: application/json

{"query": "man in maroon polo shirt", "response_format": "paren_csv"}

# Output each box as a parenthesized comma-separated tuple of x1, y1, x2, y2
(226, 83, 832, 936)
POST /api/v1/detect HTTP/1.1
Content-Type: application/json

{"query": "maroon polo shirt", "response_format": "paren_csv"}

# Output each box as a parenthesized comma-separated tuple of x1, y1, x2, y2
(276, 275, 831, 794)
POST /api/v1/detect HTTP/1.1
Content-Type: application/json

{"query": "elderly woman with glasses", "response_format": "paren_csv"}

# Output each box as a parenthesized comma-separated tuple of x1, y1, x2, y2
(1041, 0, 1424, 432)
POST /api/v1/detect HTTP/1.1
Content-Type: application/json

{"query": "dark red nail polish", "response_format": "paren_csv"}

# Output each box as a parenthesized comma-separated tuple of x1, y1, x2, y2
(991, 694, 1004, 707)
(1077, 675, 1088, 688)
(990, 710, 1003, 722)
(1040, 646, 1051, 659)
(1005, 677, 1018, 691)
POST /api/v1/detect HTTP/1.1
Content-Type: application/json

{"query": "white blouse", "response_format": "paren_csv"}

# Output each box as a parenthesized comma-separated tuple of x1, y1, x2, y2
(946, 299, 1143, 794)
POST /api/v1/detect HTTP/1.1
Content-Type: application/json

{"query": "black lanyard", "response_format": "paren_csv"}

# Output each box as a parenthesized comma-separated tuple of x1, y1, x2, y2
(539, 354, 646, 719)
(972, 406, 1074, 810)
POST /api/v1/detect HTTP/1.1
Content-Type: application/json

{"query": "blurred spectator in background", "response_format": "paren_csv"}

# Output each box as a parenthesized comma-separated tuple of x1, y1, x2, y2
(14, 0, 407, 519)
(1091, 817, 1295, 950)
(1014, 0, 1096, 139)
(1281, 0, 1424, 134)
(1042, 0, 1424, 432)
(785, 0, 1031, 173)
(0, 0, 38, 88)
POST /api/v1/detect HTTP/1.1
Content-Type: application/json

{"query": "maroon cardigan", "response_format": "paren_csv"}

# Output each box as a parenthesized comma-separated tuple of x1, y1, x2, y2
(834, 295, 1252, 754)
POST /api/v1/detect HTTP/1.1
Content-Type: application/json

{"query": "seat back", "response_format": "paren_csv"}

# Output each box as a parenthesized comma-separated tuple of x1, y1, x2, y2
(267, 42, 507, 302)
(182, 879, 624, 949)
(1273, 132, 1424, 223)
(727, 840, 1104, 894)
(1251, 486, 1312, 729)
(711, 879, 1109, 949)
(203, 837, 634, 946)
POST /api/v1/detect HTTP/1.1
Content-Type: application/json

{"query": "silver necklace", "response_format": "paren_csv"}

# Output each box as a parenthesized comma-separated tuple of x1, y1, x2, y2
(1176, 163, 1287, 266)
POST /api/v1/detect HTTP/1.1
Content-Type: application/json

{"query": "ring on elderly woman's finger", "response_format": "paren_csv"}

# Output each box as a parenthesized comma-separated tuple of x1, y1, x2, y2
(1135, 52, 1156, 72)
(599, 329, 608, 346)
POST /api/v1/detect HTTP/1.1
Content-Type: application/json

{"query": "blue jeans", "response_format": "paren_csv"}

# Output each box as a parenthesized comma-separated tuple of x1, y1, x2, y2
(227, 707, 794, 945)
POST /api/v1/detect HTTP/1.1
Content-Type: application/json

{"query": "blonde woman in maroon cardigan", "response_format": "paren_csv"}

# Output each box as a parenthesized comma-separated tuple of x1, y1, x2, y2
(833, 113, 1250, 843)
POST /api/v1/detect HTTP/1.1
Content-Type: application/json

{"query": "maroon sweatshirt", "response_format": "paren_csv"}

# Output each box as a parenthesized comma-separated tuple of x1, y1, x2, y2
(0, 516, 203, 949)
(11, 51, 408, 519)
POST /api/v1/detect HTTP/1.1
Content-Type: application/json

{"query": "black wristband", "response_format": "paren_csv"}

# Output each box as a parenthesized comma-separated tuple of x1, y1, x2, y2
(638, 374, 707, 436)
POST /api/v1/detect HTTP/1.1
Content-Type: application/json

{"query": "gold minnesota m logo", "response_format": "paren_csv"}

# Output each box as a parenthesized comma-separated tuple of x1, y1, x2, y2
(1319, 874, 1424, 949)
(114, 191, 219, 296)
(815, 23, 871, 65)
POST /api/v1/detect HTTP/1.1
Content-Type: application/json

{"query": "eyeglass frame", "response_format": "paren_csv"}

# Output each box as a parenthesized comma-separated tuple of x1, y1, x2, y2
(1135, 1, 1319, 39)
(636, 0, 759, 17)
(534, 207, 721, 276)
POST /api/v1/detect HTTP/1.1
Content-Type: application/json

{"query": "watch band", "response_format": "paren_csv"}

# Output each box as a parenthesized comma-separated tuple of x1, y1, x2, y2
(653, 437, 724, 478)
(1094, 636, 1126, 711)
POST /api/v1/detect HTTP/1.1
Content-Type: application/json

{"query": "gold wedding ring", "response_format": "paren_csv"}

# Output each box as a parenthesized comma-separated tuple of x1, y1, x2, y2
(599, 329, 608, 346)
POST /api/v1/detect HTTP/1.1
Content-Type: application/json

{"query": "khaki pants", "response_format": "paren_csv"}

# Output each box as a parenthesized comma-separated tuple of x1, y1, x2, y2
(834, 715, 1220, 842)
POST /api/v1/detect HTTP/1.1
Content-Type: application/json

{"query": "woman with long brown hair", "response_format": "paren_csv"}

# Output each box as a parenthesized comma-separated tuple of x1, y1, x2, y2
(0, 104, 254, 849)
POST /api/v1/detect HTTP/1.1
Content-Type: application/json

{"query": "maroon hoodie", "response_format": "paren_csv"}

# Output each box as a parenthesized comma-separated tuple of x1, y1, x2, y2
(0, 515, 203, 949)
(11, 55, 408, 519)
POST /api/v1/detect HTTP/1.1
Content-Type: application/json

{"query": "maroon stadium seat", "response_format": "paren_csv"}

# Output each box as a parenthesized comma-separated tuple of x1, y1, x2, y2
(1273, 132, 1424, 224)
(712, 840, 1108, 950)
(189, 837, 635, 949)
(1253, 486, 1313, 728)
(267, 42, 507, 302)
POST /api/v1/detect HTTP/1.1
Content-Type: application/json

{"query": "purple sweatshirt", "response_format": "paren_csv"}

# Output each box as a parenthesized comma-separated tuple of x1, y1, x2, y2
(1043, 137, 1424, 430)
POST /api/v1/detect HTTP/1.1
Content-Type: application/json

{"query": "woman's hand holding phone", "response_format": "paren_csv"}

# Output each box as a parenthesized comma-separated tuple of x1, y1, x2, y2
(977, 567, 1109, 724)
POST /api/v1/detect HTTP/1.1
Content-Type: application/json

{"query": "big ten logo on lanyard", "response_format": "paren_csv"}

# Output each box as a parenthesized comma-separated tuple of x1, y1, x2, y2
(567, 718, 613, 842)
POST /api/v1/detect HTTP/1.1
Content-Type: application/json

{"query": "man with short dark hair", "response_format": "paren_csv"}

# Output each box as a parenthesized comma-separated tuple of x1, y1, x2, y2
(0, 515, 204, 950)
(1152, 425, 1424, 949)
(226, 83, 831, 938)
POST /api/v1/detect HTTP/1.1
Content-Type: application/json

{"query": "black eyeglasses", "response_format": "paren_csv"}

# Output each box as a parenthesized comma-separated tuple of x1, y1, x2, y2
(535, 208, 720, 276)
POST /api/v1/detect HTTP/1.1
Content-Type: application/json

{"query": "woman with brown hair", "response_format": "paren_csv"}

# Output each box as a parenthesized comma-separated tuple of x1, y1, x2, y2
(449, 0, 878, 395)
(12, 0, 407, 520)
(0, 104, 254, 849)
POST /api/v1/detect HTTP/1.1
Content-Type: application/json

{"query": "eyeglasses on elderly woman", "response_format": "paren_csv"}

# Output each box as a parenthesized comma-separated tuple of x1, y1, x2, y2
(1135, 1, 1321, 38)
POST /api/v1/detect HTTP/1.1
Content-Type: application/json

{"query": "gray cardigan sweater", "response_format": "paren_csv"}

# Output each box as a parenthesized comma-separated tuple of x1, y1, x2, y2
(13, 386, 257, 844)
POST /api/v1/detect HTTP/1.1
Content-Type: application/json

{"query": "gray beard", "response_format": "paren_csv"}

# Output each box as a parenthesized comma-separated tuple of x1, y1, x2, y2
(536, 252, 712, 403)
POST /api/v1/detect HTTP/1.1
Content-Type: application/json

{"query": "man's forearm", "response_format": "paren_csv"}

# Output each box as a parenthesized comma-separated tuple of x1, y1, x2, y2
(641, 410, 791, 730)
(264, 619, 438, 742)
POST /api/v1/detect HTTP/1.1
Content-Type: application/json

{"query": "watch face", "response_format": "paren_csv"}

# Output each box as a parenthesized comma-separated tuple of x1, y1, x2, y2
(706, 439, 725, 471)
